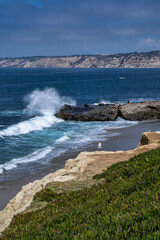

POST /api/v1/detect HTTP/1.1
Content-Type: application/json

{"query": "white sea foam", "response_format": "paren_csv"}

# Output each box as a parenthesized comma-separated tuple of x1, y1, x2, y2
(56, 135, 70, 143)
(104, 117, 138, 130)
(93, 98, 160, 106)
(93, 100, 115, 105)
(0, 146, 52, 174)
(0, 88, 76, 137)
(24, 88, 76, 117)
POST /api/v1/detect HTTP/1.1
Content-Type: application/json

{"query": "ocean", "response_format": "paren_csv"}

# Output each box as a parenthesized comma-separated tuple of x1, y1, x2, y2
(0, 68, 160, 181)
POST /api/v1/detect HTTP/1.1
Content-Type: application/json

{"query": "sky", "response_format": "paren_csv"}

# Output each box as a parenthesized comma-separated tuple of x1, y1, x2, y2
(0, 0, 160, 57)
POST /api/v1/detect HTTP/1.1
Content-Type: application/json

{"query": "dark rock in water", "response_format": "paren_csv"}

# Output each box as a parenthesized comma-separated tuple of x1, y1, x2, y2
(84, 104, 89, 107)
(56, 100, 160, 122)
(56, 103, 120, 121)
(119, 101, 160, 121)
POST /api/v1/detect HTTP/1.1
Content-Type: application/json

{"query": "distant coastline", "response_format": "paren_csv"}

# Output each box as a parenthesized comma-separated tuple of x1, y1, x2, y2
(0, 50, 160, 68)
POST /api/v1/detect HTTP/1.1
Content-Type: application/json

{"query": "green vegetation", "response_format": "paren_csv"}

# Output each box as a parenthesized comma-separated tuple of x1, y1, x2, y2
(1, 148, 160, 239)
(2, 50, 160, 61)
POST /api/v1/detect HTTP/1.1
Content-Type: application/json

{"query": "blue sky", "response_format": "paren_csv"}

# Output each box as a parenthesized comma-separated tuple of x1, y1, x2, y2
(0, 0, 160, 57)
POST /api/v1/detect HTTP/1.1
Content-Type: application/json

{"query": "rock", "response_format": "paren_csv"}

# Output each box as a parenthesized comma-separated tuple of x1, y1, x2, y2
(84, 104, 89, 107)
(56, 100, 160, 122)
(139, 132, 160, 146)
(119, 101, 160, 121)
(56, 104, 120, 121)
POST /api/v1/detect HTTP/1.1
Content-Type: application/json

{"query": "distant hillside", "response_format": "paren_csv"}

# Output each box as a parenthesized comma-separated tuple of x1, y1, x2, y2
(0, 51, 160, 68)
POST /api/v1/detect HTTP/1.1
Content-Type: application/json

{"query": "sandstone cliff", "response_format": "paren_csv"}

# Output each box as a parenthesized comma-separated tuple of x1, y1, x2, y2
(1, 51, 160, 68)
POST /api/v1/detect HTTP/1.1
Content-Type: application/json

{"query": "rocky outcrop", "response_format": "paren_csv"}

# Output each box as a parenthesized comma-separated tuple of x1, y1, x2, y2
(139, 132, 160, 146)
(119, 101, 160, 121)
(56, 100, 160, 122)
(56, 103, 120, 121)
(0, 51, 160, 68)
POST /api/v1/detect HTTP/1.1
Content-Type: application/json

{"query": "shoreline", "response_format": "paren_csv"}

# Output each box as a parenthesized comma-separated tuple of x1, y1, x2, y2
(0, 123, 160, 234)
(0, 120, 160, 212)
(0, 130, 160, 235)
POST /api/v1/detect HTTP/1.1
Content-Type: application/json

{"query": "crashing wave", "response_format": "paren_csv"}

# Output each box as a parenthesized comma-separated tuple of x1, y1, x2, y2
(0, 88, 76, 137)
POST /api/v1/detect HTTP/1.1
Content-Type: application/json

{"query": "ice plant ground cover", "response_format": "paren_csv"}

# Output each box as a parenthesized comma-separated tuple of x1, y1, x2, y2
(1, 148, 160, 239)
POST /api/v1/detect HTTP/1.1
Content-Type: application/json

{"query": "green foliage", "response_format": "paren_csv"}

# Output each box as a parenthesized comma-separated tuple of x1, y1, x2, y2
(34, 188, 57, 202)
(1, 148, 160, 239)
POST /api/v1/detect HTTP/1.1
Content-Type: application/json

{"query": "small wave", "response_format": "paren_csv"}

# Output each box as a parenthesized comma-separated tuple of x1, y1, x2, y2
(0, 146, 52, 174)
(104, 117, 138, 130)
(56, 135, 70, 143)
(0, 110, 22, 117)
(93, 98, 159, 106)
(128, 97, 159, 103)
(93, 100, 115, 105)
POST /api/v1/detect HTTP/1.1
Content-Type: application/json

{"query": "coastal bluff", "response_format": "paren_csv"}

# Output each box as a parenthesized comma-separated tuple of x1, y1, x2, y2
(0, 51, 160, 68)
(0, 131, 160, 235)
(56, 100, 160, 121)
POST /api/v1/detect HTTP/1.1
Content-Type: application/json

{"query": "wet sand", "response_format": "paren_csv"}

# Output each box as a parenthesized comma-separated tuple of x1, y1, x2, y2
(0, 119, 160, 211)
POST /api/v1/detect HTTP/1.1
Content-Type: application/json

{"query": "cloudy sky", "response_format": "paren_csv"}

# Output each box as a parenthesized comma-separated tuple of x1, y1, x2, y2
(0, 0, 160, 57)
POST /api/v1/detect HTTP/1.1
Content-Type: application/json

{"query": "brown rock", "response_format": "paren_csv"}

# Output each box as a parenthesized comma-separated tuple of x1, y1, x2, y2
(139, 132, 160, 146)
(119, 101, 160, 121)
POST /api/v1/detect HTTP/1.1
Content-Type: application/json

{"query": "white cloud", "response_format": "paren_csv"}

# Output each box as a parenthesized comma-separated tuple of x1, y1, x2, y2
(140, 37, 160, 48)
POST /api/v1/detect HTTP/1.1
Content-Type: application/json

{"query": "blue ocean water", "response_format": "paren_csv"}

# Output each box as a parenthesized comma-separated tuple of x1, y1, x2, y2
(0, 68, 160, 178)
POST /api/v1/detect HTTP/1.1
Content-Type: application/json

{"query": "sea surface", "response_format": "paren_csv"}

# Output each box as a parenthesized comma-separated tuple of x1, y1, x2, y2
(0, 68, 160, 181)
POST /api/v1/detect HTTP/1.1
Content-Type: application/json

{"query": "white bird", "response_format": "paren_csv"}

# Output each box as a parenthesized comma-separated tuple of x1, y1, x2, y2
(98, 142, 102, 150)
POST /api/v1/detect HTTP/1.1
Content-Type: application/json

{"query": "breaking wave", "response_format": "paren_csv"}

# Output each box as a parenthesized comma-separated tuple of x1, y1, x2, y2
(55, 135, 70, 143)
(0, 88, 76, 137)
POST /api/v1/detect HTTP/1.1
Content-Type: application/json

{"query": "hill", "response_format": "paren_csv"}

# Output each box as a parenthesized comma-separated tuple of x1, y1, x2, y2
(0, 51, 160, 68)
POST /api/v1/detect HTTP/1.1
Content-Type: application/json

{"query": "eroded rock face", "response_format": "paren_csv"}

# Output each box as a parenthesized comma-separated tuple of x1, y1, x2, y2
(139, 132, 160, 146)
(56, 103, 120, 121)
(0, 51, 160, 68)
(119, 101, 160, 121)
